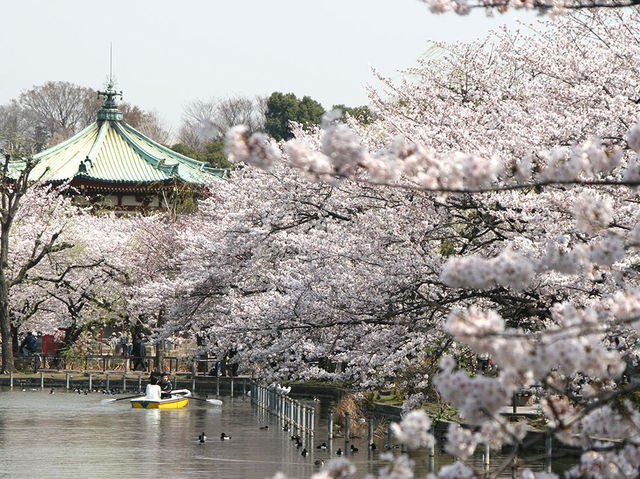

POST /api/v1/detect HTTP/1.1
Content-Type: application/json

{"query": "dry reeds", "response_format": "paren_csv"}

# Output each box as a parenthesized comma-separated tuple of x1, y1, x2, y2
(332, 394, 367, 438)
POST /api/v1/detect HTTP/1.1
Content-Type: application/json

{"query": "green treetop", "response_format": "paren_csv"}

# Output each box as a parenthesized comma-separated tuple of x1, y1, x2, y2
(265, 92, 325, 141)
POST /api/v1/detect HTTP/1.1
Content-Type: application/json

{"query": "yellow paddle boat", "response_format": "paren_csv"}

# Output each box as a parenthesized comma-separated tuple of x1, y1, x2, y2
(130, 388, 191, 409)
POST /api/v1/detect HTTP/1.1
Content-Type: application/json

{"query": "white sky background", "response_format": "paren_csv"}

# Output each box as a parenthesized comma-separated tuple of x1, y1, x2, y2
(0, 0, 533, 136)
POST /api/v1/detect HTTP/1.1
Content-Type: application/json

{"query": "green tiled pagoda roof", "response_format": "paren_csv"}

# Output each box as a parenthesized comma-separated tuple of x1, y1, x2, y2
(29, 88, 224, 185)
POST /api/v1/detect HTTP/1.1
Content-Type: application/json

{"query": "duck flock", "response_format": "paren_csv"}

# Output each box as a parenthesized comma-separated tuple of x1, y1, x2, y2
(194, 421, 378, 468)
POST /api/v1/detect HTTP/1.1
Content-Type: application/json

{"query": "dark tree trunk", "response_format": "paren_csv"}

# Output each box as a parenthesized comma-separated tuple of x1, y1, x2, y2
(0, 222, 15, 373)
(10, 323, 18, 356)
(61, 322, 83, 349)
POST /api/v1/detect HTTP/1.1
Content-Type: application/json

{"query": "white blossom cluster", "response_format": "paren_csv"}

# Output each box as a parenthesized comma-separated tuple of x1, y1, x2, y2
(320, 110, 370, 175)
(443, 423, 479, 459)
(628, 124, 640, 153)
(538, 236, 590, 274)
(444, 306, 625, 386)
(225, 125, 280, 169)
(534, 140, 621, 183)
(572, 192, 613, 234)
(558, 402, 640, 477)
(227, 111, 506, 191)
(311, 458, 356, 479)
(390, 410, 435, 449)
(440, 248, 535, 290)
(426, 461, 474, 479)
(566, 449, 640, 479)
(225, 113, 636, 195)
(434, 355, 510, 423)
(628, 220, 640, 246)
(443, 231, 629, 291)
(610, 288, 640, 333)
(375, 453, 415, 479)
(479, 420, 528, 450)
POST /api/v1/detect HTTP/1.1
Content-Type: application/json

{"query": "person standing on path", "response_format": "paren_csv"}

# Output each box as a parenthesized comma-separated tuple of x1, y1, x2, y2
(131, 334, 147, 371)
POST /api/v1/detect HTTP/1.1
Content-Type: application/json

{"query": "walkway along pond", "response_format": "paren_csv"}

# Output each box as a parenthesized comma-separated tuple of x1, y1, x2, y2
(0, 375, 577, 477)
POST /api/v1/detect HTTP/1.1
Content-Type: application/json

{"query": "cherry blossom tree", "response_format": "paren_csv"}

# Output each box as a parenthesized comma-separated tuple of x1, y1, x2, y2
(0, 152, 77, 373)
(14, 212, 147, 354)
(0, 149, 150, 372)
(104, 8, 640, 478)
(419, 0, 640, 17)
(216, 10, 640, 478)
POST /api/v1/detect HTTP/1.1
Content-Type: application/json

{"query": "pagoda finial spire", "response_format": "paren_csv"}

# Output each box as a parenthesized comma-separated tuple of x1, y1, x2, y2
(97, 44, 123, 121)
(109, 42, 113, 84)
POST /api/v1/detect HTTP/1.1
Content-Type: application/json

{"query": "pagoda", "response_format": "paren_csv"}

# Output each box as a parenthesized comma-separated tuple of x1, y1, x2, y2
(29, 81, 224, 211)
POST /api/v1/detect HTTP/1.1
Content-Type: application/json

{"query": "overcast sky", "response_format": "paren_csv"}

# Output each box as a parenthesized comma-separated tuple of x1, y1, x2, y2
(0, 0, 532, 135)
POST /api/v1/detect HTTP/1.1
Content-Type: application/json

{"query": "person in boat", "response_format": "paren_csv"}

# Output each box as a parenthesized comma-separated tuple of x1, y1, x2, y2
(158, 373, 173, 399)
(145, 373, 161, 401)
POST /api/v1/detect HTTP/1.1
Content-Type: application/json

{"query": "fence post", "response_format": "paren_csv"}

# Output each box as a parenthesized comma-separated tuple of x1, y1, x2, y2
(429, 440, 435, 472)
(368, 417, 374, 456)
(483, 443, 490, 471)
(66, 372, 70, 390)
(9, 371, 13, 389)
(40, 371, 44, 390)
(303, 406, 308, 432)
(191, 360, 196, 392)
(328, 409, 334, 441)
(345, 412, 351, 444)
(545, 432, 552, 473)
(122, 374, 127, 392)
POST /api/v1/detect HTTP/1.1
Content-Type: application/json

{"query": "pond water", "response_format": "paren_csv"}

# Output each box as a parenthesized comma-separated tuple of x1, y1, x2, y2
(0, 388, 573, 478)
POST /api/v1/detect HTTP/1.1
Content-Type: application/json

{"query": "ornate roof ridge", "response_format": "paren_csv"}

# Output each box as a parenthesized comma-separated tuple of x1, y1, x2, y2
(119, 122, 210, 171)
(111, 121, 174, 174)
(33, 122, 98, 161)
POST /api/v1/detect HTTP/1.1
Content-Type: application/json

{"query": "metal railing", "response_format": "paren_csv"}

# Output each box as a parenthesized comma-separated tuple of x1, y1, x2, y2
(251, 384, 315, 435)
(15, 353, 200, 373)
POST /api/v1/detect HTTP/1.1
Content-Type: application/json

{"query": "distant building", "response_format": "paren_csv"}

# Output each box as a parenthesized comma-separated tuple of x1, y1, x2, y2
(29, 82, 224, 212)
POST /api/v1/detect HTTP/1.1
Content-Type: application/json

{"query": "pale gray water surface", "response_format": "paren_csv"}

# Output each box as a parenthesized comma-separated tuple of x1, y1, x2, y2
(0, 389, 572, 478)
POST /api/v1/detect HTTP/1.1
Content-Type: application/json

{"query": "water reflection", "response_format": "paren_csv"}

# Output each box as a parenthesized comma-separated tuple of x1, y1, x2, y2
(0, 389, 573, 478)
